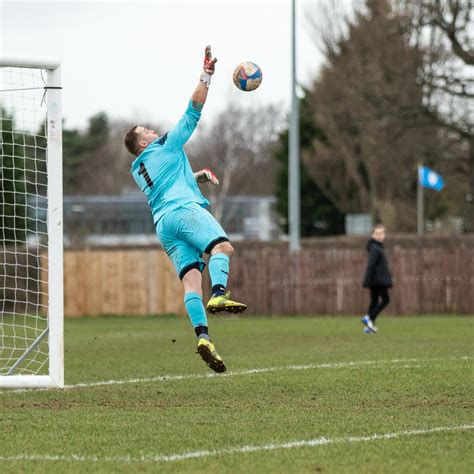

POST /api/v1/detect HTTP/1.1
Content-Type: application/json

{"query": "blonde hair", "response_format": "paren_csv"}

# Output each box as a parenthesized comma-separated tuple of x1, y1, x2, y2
(371, 223, 385, 234)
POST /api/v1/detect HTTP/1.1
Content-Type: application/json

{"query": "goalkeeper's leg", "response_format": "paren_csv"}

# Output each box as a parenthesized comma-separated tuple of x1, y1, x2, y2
(182, 268, 226, 373)
(206, 241, 247, 314)
(166, 203, 247, 315)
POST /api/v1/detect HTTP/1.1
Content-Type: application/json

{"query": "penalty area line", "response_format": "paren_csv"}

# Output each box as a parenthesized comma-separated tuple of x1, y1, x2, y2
(0, 424, 472, 464)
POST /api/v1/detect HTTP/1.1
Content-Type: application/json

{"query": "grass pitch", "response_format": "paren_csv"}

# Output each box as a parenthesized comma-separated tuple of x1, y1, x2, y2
(0, 315, 472, 473)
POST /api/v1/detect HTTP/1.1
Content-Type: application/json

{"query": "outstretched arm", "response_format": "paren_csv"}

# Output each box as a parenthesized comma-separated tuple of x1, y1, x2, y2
(191, 45, 217, 110)
(166, 46, 217, 150)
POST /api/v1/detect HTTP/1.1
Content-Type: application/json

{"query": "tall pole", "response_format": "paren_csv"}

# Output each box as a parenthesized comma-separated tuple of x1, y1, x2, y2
(417, 164, 424, 236)
(289, 0, 301, 251)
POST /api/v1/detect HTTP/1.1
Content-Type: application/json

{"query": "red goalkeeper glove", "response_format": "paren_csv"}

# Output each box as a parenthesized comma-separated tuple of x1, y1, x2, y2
(194, 168, 219, 185)
(203, 168, 219, 185)
(200, 45, 217, 88)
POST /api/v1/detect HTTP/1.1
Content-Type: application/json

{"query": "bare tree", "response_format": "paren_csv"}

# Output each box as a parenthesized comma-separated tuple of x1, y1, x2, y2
(306, 0, 353, 59)
(399, 0, 473, 128)
(75, 119, 160, 195)
(189, 102, 282, 225)
(304, 0, 443, 229)
(398, 0, 473, 227)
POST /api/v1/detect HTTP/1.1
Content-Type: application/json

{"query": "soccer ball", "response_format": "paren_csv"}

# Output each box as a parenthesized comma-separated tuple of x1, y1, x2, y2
(232, 62, 263, 91)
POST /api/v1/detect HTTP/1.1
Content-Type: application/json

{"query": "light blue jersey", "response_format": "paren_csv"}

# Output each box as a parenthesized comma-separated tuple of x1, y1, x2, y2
(131, 101, 210, 224)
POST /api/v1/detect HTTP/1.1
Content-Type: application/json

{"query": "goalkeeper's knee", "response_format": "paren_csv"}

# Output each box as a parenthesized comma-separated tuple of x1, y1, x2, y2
(212, 241, 234, 257)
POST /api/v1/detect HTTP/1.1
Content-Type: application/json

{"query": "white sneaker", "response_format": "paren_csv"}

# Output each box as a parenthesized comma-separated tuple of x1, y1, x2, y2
(361, 315, 378, 334)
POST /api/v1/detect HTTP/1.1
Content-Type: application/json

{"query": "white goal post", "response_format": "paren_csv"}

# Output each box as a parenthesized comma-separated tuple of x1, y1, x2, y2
(0, 58, 63, 388)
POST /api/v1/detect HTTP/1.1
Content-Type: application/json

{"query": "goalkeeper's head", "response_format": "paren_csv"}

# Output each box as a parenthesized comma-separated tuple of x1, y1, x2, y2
(124, 125, 158, 156)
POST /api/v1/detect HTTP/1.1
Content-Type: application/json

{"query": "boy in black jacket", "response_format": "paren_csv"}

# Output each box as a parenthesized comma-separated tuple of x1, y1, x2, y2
(361, 224, 392, 333)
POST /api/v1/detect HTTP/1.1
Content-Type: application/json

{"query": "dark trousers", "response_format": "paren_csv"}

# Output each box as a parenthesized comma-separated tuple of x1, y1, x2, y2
(368, 287, 390, 322)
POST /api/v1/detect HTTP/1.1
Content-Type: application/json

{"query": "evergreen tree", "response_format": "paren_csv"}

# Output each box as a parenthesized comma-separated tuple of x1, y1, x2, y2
(274, 94, 345, 236)
(0, 106, 28, 243)
(63, 112, 110, 194)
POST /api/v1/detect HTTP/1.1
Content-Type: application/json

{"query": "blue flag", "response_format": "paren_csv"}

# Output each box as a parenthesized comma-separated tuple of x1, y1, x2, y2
(418, 166, 444, 191)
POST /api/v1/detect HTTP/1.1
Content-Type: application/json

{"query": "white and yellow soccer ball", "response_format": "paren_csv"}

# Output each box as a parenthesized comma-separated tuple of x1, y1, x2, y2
(232, 62, 263, 92)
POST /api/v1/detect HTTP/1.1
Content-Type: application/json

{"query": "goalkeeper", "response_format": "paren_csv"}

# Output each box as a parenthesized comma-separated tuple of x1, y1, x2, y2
(124, 46, 246, 374)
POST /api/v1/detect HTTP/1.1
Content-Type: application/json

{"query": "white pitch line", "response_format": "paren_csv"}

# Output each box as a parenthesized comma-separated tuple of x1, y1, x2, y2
(0, 356, 470, 394)
(0, 424, 472, 464)
(48, 355, 474, 389)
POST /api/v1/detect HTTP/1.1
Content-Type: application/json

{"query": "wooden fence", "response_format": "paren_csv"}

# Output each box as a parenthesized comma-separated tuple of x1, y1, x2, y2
(63, 249, 184, 316)
(61, 235, 474, 317)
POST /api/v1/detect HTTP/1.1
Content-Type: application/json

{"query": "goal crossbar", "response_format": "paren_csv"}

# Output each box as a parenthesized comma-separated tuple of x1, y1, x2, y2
(0, 58, 61, 71)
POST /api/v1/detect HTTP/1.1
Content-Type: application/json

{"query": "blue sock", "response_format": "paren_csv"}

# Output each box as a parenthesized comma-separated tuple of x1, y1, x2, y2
(209, 253, 230, 296)
(184, 293, 209, 339)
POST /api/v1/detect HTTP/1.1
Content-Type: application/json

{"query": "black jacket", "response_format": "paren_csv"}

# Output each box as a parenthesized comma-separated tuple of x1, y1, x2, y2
(362, 239, 392, 288)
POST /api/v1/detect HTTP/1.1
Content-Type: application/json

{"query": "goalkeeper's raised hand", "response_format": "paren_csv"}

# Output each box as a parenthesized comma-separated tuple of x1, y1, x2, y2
(192, 46, 216, 109)
(204, 46, 217, 74)
(194, 168, 219, 185)
(200, 45, 217, 88)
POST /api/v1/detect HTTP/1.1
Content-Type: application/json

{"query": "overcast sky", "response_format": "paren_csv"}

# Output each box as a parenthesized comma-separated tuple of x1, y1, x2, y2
(0, 0, 334, 131)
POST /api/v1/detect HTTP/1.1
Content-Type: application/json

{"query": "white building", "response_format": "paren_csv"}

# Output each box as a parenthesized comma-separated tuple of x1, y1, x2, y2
(54, 192, 280, 247)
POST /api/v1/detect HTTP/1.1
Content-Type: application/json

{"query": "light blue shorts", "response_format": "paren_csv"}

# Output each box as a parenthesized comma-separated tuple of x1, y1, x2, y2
(155, 202, 229, 279)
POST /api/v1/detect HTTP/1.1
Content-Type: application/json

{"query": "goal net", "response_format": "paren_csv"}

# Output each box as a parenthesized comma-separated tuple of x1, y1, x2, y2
(0, 60, 63, 388)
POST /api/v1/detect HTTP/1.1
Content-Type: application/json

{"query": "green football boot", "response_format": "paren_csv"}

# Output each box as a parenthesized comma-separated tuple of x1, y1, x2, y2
(206, 291, 247, 315)
(197, 338, 227, 373)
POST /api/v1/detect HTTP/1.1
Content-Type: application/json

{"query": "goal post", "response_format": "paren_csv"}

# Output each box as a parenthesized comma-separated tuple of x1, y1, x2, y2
(0, 59, 64, 388)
